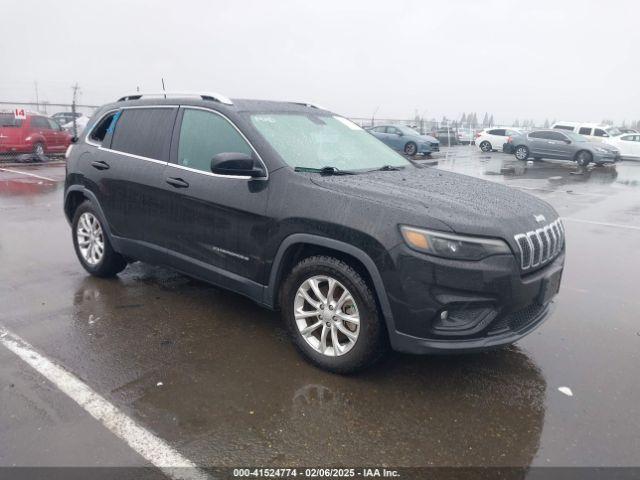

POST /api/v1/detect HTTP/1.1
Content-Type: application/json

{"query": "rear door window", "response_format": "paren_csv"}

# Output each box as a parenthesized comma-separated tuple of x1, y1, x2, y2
(578, 127, 592, 135)
(593, 128, 608, 137)
(31, 117, 50, 129)
(177, 108, 252, 173)
(0, 114, 23, 127)
(110, 108, 177, 160)
(488, 129, 506, 136)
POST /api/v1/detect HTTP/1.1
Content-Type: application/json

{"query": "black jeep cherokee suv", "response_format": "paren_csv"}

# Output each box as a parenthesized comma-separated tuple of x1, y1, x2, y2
(64, 92, 565, 373)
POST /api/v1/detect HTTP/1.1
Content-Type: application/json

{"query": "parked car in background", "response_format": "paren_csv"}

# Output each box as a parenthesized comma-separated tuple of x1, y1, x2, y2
(368, 124, 439, 155)
(434, 127, 458, 146)
(0, 111, 73, 157)
(618, 128, 639, 134)
(551, 122, 622, 142)
(476, 127, 524, 152)
(52, 111, 83, 126)
(62, 114, 90, 134)
(507, 129, 620, 166)
(603, 133, 640, 159)
(456, 128, 475, 145)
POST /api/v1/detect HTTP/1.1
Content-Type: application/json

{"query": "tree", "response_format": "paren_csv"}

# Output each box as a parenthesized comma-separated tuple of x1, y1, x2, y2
(544, 118, 550, 128)
(482, 112, 489, 127)
(488, 114, 494, 127)
(460, 113, 467, 126)
(513, 118, 520, 127)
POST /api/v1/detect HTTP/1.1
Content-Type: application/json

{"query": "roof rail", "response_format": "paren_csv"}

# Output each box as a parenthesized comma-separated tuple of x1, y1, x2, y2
(117, 91, 233, 105)
(289, 102, 326, 110)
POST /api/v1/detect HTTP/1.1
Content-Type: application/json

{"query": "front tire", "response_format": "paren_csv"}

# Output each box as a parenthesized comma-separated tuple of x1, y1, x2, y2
(280, 256, 386, 374)
(72, 201, 127, 277)
(33, 142, 45, 157)
(479, 141, 492, 152)
(576, 151, 592, 167)
(404, 142, 417, 156)
(515, 145, 529, 161)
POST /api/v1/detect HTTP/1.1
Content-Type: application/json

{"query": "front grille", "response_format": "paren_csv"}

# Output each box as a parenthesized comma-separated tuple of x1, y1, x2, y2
(430, 142, 440, 151)
(514, 219, 564, 271)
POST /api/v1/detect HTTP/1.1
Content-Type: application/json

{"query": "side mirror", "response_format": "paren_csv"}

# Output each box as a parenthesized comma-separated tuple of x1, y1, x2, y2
(564, 139, 571, 144)
(396, 131, 403, 136)
(210, 152, 265, 178)
(70, 136, 79, 144)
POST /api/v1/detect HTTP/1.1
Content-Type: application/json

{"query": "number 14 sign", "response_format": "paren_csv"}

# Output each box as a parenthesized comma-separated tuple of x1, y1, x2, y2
(14, 108, 27, 120)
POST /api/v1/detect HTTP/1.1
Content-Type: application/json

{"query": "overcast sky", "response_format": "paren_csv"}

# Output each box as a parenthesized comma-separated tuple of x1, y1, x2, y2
(3, 0, 638, 124)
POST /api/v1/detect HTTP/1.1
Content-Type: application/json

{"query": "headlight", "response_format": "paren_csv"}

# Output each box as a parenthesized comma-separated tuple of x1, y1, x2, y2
(400, 226, 511, 260)
(594, 147, 611, 153)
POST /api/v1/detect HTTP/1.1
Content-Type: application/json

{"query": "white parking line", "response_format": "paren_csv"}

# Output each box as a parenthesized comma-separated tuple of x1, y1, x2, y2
(0, 167, 58, 182)
(563, 217, 640, 231)
(0, 326, 210, 480)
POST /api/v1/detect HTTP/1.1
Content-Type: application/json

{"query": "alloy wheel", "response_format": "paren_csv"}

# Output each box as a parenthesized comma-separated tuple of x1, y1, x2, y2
(294, 275, 360, 356)
(76, 212, 105, 266)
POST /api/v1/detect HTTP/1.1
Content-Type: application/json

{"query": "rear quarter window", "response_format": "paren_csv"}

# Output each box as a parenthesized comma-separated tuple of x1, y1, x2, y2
(110, 108, 177, 160)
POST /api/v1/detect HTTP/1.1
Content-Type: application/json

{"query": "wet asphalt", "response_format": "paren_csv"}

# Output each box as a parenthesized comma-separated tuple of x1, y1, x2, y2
(0, 149, 639, 469)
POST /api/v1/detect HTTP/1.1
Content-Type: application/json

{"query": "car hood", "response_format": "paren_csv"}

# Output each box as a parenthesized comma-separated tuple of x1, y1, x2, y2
(420, 134, 438, 143)
(310, 168, 558, 240)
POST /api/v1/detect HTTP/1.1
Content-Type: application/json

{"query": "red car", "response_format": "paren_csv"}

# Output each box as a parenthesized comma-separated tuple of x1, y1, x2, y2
(0, 112, 73, 157)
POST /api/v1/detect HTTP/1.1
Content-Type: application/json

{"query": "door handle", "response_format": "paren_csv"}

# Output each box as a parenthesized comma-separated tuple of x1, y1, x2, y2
(166, 177, 189, 188)
(91, 160, 110, 170)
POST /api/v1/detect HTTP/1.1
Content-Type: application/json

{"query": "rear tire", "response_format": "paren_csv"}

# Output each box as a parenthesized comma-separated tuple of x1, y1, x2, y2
(576, 150, 592, 167)
(404, 142, 417, 156)
(515, 145, 529, 161)
(280, 255, 386, 374)
(72, 201, 127, 277)
(479, 141, 492, 152)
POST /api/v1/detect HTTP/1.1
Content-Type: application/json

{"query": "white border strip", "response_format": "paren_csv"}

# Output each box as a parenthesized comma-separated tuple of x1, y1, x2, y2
(0, 167, 57, 182)
(0, 326, 210, 480)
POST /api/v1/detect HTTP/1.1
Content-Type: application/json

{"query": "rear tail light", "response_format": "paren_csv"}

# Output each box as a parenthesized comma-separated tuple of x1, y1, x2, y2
(507, 136, 513, 143)
(475, 132, 481, 138)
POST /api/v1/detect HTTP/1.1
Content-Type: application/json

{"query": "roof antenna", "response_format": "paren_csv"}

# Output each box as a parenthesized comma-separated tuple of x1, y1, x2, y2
(161, 78, 166, 99)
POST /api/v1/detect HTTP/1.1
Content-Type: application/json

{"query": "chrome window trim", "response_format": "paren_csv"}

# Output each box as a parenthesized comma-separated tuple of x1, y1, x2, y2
(97, 146, 168, 165)
(174, 105, 269, 181)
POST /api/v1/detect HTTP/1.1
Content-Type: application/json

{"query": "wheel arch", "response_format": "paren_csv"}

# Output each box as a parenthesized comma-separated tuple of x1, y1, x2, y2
(64, 186, 118, 249)
(265, 234, 397, 334)
(574, 149, 593, 161)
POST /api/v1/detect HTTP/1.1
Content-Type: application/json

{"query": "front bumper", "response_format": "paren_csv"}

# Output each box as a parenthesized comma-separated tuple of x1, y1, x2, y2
(383, 244, 564, 354)
(593, 151, 621, 164)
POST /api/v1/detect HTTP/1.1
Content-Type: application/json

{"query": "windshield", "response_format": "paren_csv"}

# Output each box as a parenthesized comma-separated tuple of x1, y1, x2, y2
(0, 114, 23, 127)
(250, 114, 409, 170)
(606, 127, 622, 137)
(397, 125, 420, 136)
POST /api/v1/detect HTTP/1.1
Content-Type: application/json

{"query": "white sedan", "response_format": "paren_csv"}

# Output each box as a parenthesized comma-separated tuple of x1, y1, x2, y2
(603, 133, 640, 159)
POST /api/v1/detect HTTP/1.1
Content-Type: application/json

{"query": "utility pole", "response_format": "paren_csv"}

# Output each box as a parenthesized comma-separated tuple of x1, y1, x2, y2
(34, 81, 39, 113)
(371, 106, 379, 128)
(71, 83, 81, 138)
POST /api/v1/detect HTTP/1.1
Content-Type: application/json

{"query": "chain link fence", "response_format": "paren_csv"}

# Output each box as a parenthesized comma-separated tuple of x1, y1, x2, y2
(0, 101, 98, 164)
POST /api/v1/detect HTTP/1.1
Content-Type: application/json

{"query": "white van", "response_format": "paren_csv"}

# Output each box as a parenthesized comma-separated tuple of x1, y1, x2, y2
(551, 122, 622, 142)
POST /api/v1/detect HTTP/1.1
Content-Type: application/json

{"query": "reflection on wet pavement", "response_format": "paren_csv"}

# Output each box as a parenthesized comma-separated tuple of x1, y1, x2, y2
(67, 267, 545, 466)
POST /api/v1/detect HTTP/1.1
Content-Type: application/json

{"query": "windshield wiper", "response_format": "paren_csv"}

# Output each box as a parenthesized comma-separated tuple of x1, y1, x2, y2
(376, 165, 404, 171)
(294, 166, 357, 175)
